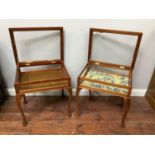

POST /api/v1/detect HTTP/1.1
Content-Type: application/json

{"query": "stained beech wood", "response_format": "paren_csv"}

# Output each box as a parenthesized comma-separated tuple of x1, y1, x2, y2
(77, 28, 143, 128)
(9, 27, 72, 126)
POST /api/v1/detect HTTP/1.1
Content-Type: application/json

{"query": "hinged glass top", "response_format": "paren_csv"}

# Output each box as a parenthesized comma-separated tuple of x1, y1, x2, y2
(88, 28, 142, 69)
(14, 30, 61, 62)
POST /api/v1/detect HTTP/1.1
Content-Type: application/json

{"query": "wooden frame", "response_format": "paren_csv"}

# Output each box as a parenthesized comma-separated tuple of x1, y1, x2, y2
(9, 27, 72, 126)
(76, 28, 143, 128)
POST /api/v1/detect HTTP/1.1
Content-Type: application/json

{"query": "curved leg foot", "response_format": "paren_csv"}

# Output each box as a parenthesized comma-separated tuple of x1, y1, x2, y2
(16, 95, 27, 126)
(76, 87, 81, 117)
(121, 98, 130, 128)
(22, 120, 28, 126)
(62, 89, 65, 98)
(65, 88, 72, 117)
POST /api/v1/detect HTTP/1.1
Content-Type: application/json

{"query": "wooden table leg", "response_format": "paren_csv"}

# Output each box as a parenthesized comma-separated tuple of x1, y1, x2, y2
(89, 90, 92, 100)
(76, 87, 81, 117)
(23, 94, 27, 104)
(66, 88, 72, 117)
(62, 89, 65, 98)
(121, 97, 130, 128)
(16, 95, 27, 126)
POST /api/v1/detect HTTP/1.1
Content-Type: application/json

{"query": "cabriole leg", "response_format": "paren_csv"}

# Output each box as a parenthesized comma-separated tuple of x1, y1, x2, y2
(62, 89, 65, 98)
(121, 97, 130, 128)
(65, 88, 72, 117)
(76, 87, 81, 117)
(89, 90, 92, 100)
(23, 94, 27, 104)
(16, 95, 27, 126)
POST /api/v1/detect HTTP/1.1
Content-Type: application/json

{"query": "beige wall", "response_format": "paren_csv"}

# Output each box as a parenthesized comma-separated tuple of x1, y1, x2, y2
(0, 19, 155, 93)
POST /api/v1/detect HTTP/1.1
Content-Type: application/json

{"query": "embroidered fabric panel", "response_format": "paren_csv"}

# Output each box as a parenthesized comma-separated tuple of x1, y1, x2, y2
(81, 69, 129, 95)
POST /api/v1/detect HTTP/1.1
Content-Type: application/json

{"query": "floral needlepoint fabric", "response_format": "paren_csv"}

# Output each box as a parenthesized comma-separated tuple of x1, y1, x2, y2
(81, 69, 129, 95)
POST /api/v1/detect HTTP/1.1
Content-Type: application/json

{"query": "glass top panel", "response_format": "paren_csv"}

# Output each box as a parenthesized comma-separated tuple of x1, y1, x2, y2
(91, 32, 138, 66)
(14, 30, 61, 62)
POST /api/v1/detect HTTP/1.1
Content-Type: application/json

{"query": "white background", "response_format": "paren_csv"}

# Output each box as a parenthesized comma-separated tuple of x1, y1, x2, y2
(0, 0, 155, 155)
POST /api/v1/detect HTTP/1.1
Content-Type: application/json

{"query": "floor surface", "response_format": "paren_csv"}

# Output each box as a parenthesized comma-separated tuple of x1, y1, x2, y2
(0, 96, 155, 134)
